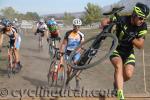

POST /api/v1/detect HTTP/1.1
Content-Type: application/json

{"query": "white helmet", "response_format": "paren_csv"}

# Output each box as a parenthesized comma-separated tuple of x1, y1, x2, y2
(39, 18, 44, 23)
(73, 18, 82, 26)
(14, 18, 18, 22)
(51, 18, 55, 21)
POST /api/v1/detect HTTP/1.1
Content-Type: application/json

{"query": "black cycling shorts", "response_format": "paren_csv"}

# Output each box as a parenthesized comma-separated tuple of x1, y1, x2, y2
(110, 50, 135, 66)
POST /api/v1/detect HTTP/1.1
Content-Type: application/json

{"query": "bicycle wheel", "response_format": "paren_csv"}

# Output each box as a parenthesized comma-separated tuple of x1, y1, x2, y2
(68, 32, 118, 70)
(7, 66, 13, 78)
(7, 51, 16, 78)
(56, 64, 66, 88)
(47, 60, 56, 86)
(65, 69, 79, 86)
(49, 42, 55, 58)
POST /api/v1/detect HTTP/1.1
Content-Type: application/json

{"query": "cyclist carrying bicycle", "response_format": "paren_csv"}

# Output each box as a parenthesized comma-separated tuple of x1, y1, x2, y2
(46, 18, 60, 48)
(59, 18, 84, 90)
(101, 2, 149, 100)
(0, 19, 22, 69)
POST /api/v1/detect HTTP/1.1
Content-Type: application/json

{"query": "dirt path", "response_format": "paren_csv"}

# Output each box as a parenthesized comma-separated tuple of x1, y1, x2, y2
(0, 29, 150, 99)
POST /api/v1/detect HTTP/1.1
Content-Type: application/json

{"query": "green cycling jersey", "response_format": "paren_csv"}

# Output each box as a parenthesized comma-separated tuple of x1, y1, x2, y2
(48, 25, 58, 32)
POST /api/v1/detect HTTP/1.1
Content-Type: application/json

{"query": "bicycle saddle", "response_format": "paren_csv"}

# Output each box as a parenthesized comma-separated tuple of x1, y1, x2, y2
(103, 6, 125, 15)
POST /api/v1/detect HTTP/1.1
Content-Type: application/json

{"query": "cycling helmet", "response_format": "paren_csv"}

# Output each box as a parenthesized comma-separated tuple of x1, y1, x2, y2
(1, 18, 9, 25)
(133, 2, 150, 18)
(47, 20, 56, 25)
(14, 18, 18, 22)
(39, 18, 45, 23)
(1, 19, 12, 27)
(73, 18, 82, 26)
(4, 21, 12, 27)
(51, 18, 55, 21)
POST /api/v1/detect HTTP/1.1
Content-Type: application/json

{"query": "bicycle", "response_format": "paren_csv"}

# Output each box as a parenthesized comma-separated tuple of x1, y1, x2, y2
(35, 28, 45, 49)
(48, 36, 61, 59)
(65, 7, 128, 86)
(47, 47, 66, 88)
(7, 44, 21, 78)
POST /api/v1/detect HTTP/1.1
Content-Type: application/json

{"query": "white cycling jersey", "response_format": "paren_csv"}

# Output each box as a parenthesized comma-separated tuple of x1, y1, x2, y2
(37, 23, 48, 30)
(64, 30, 84, 51)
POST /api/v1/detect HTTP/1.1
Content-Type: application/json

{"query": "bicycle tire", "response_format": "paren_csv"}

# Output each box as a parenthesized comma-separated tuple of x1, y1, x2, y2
(7, 50, 16, 78)
(7, 66, 12, 78)
(65, 69, 79, 86)
(48, 60, 56, 86)
(68, 32, 118, 70)
(39, 34, 42, 47)
(56, 64, 66, 88)
(49, 42, 56, 59)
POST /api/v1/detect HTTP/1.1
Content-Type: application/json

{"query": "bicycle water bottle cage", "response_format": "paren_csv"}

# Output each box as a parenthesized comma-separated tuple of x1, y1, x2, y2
(103, 6, 125, 16)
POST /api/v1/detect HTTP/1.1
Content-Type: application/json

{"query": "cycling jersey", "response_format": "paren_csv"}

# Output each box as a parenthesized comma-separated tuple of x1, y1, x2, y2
(36, 23, 47, 37)
(36, 23, 47, 33)
(37, 23, 47, 30)
(48, 25, 57, 32)
(110, 15, 148, 66)
(64, 30, 84, 51)
(2, 27, 21, 49)
(48, 25, 59, 37)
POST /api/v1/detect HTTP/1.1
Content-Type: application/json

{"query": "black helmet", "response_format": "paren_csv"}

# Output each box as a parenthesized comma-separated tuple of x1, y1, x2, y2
(133, 2, 150, 18)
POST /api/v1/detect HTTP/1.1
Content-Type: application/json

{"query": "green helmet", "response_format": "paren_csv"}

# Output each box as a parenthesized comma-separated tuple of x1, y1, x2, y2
(133, 2, 150, 18)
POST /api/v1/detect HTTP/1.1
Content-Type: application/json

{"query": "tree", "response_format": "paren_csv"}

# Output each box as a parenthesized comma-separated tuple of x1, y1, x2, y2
(83, 2, 102, 25)
(0, 7, 40, 21)
(63, 12, 75, 25)
(0, 7, 17, 20)
(25, 12, 40, 20)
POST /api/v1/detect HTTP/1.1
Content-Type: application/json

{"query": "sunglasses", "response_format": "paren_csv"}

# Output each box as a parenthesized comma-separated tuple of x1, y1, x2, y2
(137, 16, 146, 20)
(73, 25, 80, 28)
(6, 25, 11, 27)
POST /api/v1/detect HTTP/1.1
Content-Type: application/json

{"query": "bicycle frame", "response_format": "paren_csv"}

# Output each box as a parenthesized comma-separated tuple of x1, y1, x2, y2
(8, 47, 16, 67)
(38, 32, 43, 48)
(7, 46, 16, 78)
(48, 47, 66, 87)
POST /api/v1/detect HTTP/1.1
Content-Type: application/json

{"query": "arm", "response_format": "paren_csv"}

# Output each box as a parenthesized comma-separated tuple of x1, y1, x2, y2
(100, 17, 111, 30)
(13, 30, 18, 48)
(44, 25, 49, 39)
(43, 24, 49, 42)
(132, 38, 144, 49)
(59, 39, 67, 65)
(59, 39, 67, 53)
(132, 26, 147, 49)
(0, 32, 3, 49)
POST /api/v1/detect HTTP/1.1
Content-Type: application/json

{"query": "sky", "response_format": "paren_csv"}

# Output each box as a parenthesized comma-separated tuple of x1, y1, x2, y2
(0, 0, 120, 15)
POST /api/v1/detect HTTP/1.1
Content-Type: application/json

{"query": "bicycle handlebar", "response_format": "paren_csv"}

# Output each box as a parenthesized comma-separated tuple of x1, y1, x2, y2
(103, 6, 125, 16)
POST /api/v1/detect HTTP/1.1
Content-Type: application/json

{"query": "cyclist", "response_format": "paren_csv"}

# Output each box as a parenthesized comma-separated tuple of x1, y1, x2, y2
(101, 2, 149, 100)
(59, 18, 84, 90)
(46, 18, 60, 48)
(35, 19, 48, 47)
(12, 18, 21, 33)
(0, 21, 5, 52)
(35, 18, 48, 36)
(0, 20, 22, 69)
